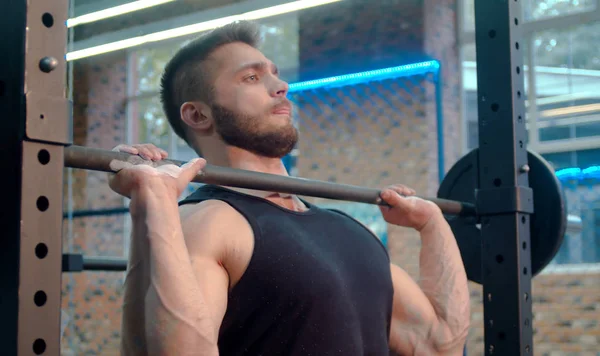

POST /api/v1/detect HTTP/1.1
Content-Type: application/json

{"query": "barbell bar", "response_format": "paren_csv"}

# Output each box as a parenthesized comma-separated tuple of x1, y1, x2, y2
(63, 145, 476, 216)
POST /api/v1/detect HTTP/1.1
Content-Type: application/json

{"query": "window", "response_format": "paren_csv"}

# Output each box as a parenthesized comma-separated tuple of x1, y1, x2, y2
(461, 0, 476, 33)
(463, 0, 597, 32)
(463, 90, 479, 150)
(130, 96, 170, 150)
(542, 148, 600, 266)
(533, 21, 600, 144)
(542, 149, 600, 169)
(133, 39, 186, 96)
(523, 0, 597, 22)
(577, 147, 600, 167)
(541, 151, 574, 169)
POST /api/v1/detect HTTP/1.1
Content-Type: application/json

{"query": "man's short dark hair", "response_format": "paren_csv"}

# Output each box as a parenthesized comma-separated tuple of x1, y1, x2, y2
(159, 21, 261, 144)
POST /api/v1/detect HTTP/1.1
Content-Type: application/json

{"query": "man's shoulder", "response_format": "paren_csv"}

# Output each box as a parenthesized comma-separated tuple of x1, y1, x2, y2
(179, 199, 246, 229)
(178, 199, 253, 246)
(178, 199, 255, 272)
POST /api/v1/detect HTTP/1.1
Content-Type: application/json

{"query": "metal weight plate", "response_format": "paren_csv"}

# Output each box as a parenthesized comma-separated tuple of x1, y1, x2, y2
(437, 148, 567, 284)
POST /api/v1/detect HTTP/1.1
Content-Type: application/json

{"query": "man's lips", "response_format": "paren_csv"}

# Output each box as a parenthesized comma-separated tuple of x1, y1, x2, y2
(272, 105, 291, 115)
(273, 108, 291, 115)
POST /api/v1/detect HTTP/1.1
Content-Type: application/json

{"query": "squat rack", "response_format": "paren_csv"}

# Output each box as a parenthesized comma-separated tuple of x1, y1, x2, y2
(2, 0, 69, 354)
(0, 0, 532, 355)
(473, 1, 534, 354)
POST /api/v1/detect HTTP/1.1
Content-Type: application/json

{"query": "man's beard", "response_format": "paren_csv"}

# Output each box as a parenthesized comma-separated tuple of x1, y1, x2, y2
(211, 103, 298, 159)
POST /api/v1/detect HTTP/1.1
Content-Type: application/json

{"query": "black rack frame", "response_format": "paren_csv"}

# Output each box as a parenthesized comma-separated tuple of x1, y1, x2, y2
(474, 1, 534, 355)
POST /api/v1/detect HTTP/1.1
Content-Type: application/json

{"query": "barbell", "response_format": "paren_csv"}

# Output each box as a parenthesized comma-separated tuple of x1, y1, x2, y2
(64, 146, 476, 214)
(63, 145, 566, 284)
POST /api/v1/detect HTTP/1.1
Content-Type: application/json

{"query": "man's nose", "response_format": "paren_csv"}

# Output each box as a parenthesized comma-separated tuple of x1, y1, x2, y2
(270, 77, 289, 98)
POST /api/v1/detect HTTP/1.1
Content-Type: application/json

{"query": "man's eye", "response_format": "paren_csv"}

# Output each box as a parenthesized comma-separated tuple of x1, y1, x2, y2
(246, 75, 258, 81)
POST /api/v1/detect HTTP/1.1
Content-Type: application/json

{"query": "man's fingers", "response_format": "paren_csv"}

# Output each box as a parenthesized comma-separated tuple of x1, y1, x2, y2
(113, 144, 138, 155)
(137, 146, 156, 161)
(388, 184, 416, 196)
(380, 189, 405, 207)
(129, 144, 162, 161)
(113, 143, 167, 161)
(379, 184, 416, 208)
(180, 158, 206, 183)
(380, 188, 420, 212)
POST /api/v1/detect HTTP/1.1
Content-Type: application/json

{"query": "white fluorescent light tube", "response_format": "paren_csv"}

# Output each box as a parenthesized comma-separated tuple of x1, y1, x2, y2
(66, 0, 343, 61)
(67, 0, 176, 28)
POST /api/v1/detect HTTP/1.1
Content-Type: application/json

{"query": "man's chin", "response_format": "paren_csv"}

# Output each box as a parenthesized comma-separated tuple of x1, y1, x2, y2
(270, 113, 294, 125)
(218, 123, 298, 159)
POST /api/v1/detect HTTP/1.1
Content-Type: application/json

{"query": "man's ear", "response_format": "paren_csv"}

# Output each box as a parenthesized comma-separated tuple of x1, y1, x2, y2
(181, 102, 213, 132)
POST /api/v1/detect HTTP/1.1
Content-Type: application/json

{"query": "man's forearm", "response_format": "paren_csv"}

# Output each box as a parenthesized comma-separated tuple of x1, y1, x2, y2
(418, 213, 470, 349)
(121, 216, 151, 355)
(130, 187, 219, 355)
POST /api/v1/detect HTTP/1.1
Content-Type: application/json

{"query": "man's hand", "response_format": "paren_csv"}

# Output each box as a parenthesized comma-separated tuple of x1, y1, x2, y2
(378, 184, 442, 231)
(108, 143, 205, 200)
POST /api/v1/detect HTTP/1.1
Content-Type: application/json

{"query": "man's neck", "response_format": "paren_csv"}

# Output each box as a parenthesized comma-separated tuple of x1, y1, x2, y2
(203, 145, 286, 194)
(202, 146, 306, 211)
(207, 146, 289, 176)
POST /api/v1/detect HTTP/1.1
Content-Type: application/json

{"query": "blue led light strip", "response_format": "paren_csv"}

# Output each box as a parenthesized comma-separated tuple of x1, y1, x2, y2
(555, 166, 600, 181)
(288, 60, 440, 92)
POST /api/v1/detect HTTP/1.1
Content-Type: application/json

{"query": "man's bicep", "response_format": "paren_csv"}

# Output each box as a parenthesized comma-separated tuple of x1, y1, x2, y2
(180, 200, 253, 328)
(179, 202, 235, 334)
(190, 255, 230, 333)
(144, 256, 229, 342)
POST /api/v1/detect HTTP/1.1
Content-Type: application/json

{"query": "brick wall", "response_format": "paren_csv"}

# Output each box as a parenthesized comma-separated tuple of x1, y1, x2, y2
(62, 0, 599, 354)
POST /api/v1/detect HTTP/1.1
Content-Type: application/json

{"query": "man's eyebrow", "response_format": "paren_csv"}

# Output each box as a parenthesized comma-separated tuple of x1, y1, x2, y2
(235, 61, 279, 75)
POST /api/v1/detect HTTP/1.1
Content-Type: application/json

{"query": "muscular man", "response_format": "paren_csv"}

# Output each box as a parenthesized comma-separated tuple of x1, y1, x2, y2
(110, 20, 470, 356)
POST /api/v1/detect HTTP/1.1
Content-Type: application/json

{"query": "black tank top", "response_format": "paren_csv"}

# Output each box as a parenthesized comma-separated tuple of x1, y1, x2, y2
(179, 185, 394, 356)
